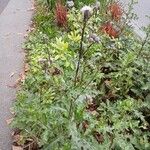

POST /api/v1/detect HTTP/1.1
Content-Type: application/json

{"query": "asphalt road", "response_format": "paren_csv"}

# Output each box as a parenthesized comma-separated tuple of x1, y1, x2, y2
(0, 0, 10, 14)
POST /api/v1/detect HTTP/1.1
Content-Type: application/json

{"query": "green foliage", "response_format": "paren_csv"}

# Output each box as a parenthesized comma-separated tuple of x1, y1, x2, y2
(12, 1, 150, 150)
(37, 0, 109, 9)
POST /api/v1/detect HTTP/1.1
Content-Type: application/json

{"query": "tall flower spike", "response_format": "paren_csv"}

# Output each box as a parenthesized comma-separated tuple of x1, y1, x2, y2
(107, 2, 123, 21)
(55, 1, 67, 27)
(81, 6, 93, 21)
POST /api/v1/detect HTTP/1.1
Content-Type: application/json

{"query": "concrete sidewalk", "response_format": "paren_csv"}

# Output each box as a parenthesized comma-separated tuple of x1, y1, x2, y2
(0, 0, 149, 150)
(0, 0, 33, 149)
(120, 0, 150, 38)
(0, 0, 10, 14)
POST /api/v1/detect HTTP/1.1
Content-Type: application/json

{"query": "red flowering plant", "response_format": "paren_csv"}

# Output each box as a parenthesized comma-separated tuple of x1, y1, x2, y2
(100, 22, 119, 38)
(107, 1, 123, 21)
(55, 0, 67, 27)
(99, 1, 123, 38)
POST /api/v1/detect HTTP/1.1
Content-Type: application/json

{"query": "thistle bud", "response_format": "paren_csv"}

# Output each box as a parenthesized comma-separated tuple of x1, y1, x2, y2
(81, 6, 93, 21)
(66, 0, 74, 8)
(93, 1, 100, 11)
(89, 33, 100, 43)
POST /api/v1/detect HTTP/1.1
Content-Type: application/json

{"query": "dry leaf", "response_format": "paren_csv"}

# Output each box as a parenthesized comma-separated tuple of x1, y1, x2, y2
(6, 118, 14, 125)
(19, 73, 26, 82)
(93, 131, 104, 144)
(27, 7, 35, 11)
(11, 131, 15, 136)
(7, 84, 18, 88)
(24, 64, 29, 72)
(7, 72, 26, 88)
(17, 33, 23, 35)
(10, 72, 15, 77)
(10, 108, 15, 115)
(105, 80, 111, 86)
(24, 34, 28, 38)
(12, 145, 23, 150)
(13, 134, 22, 143)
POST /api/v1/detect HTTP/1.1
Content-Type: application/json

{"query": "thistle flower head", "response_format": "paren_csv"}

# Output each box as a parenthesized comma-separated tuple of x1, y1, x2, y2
(66, 0, 74, 8)
(81, 6, 93, 21)
(89, 33, 100, 43)
(93, 1, 100, 11)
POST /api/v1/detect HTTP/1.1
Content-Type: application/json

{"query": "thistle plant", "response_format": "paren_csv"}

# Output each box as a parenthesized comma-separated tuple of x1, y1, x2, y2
(74, 6, 93, 85)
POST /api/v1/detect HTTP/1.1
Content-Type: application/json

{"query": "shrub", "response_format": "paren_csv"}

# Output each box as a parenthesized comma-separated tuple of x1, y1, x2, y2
(55, 0, 67, 27)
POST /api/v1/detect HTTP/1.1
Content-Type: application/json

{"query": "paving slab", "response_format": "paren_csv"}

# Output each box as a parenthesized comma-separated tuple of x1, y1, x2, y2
(0, 0, 33, 149)
(0, 0, 10, 14)
(120, 0, 150, 38)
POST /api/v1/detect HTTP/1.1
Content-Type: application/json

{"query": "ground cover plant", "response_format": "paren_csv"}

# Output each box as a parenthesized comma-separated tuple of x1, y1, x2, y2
(12, 0, 150, 149)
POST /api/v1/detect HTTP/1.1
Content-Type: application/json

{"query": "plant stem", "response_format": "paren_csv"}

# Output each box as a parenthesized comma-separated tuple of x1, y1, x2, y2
(80, 61, 86, 83)
(138, 32, 149, 57)
(69, 70, 99, 119)
(83, 42, 94, 56)
(74, 21, 87, 86)
(46, 48, 52, 65)
(74, 70, 99, 102)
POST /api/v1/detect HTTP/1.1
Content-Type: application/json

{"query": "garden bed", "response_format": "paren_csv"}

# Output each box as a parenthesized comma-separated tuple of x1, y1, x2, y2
(12, 0, 150, 149)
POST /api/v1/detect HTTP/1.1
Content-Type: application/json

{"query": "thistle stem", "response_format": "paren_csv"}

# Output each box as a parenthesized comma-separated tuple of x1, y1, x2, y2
(138, 32, 149, 57)
(69, 70, 99, 119)
(74, 21, 87, 86)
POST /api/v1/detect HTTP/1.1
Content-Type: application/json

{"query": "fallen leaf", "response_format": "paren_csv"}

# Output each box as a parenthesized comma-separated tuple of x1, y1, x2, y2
(6, 118, 14, 125)
(12, 145, 23, 150)
(104, 79, 111, 86)
(93, 131, 104, 144)
(17, 33, 23, 35)
(7, 84, 18, 89)
(82, 120, 89, 132)
(27, 7, 35, 11)
(13, 134, 23, 143)
(7, 72, 26, 88)
(24, 34, 28, 38)
(19, 73, 26, 82)
(10, 108, 15, 115)
(10, 72, 15, 77)
(24, 64, 29, 72)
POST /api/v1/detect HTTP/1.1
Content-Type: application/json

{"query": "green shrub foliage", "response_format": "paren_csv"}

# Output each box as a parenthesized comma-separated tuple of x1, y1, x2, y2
(12, 0, 150, 149)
